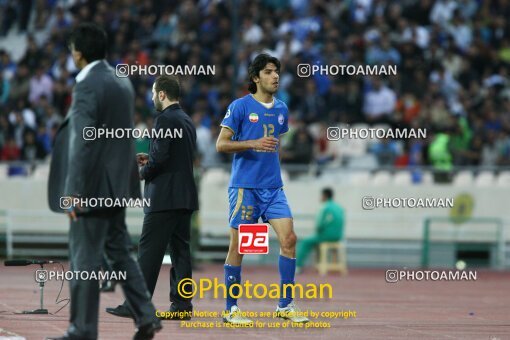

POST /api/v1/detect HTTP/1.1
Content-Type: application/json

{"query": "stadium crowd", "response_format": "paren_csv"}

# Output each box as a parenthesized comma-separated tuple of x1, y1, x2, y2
(0, 0, 510, 172)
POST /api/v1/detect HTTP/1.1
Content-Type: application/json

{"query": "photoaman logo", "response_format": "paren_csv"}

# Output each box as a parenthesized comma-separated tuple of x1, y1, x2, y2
(238, 224, 269, 254)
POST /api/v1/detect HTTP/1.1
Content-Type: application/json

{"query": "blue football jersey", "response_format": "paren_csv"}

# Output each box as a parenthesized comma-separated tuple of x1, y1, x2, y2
(220, 94, 289, 189)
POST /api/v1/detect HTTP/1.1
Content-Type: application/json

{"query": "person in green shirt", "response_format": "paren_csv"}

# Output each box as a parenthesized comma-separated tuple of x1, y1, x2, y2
(296, 188, 345, 271)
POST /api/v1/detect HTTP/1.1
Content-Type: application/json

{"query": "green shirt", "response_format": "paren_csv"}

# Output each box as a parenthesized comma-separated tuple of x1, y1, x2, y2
(429, 133, 452, 171)
(316, 200, 344, 240)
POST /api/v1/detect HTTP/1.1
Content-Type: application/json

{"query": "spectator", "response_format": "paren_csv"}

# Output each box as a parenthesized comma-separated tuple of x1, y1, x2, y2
(366, 37, 401, 65)
(450, 115, 473, 164)
(428, 96, 453, 130)
(0, 72, 9, 105)
(0, 136, 20, 161)
(296, 188, 345, 272)
(36, 124, 51, 154)
(447, 15, 472, 52)
(370, 138, 400, 166)
(202, 124, 222, 169)
(315, 123, 336, 165)
(429, 65, 461, 101)
(0, 114, 11, 150)
(20, 130, 46, 162)
(192, 112, 212, 159)
(274, 32, 302, 59)
(297, 79, 326, 122)
(281, 125, 314, 165)
(242, 18, 263, 45)
(363, 78, 397, 123)
(428, 130, 453, 182)
(430, 0, 457, 27)
(29, 66, 53, 104)
(20, 36, 43, 70)
(8, 63, 30, 104)
(395, 92, 421, 125)
(463, 135, 484, 165)
(42, 104, 62, 135)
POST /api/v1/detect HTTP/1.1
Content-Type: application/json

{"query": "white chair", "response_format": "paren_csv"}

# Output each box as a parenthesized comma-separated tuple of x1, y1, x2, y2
(371, 171, 392, 185)
(349, 171, 371, 185)
(33, 164, 50, 180)
(420, 170, 434, 184)
(496, 171, 510, 186)
(393, 171, 412, 185)
(0, 164, 8, 180)
(452, 171, 474, 186)
(474, 171, 495, 186)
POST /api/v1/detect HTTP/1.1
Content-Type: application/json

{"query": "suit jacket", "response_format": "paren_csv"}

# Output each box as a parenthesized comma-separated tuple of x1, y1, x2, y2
(140, 103, 198, 213)
(48, 60, 141, 213)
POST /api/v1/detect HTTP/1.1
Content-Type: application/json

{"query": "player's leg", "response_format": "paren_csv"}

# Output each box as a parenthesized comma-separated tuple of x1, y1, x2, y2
(224, 227, 243, 311)
(225, 227, 243, 266)
(269, 217, 308, 323)
(264, 188, 309, 323)
(223, 188, 256, 325)
(267, 217, 297, 306)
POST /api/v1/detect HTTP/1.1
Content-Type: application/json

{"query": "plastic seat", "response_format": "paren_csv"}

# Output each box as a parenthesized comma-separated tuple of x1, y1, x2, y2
(496, 171, 510, 186)
(393, 171, 412, 185)
(316, 241, 348, 276)
(371, 171, 392, 185)
(452, 171, 474, 186)
(474, 171, 495, 186)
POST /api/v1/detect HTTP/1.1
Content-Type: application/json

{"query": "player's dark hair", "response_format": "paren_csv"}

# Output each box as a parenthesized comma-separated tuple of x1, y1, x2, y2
(155, 75, 180, 101)
(68, 23, 107, 62)
(322, 188, 334, 200)
(247, 53, 281, 94)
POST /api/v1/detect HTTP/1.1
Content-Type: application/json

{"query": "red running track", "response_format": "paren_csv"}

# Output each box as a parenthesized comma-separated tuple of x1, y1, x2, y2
(0, 263, 509, 339)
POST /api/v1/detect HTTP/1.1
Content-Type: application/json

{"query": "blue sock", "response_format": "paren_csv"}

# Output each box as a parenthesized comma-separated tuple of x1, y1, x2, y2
(278, 255, 296, 308)
(224, 264, 241, 311)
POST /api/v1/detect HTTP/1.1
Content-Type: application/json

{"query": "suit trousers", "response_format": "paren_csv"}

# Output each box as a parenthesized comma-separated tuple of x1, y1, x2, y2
(132, 209, 193, 309)
(68, 208, 156, 339)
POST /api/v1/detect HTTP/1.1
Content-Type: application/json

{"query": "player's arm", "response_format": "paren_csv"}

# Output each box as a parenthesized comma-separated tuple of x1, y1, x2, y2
(216, 127, 278, 153)
(278, 133, 285, 163)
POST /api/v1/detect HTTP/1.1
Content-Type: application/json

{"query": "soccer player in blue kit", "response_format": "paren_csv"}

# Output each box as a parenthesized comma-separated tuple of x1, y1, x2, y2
(216, 53, 309, 325)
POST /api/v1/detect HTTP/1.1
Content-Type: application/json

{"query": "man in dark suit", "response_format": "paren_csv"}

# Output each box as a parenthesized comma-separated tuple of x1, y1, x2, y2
(46, 23, 161, 340)
(106, 75, 198, 319)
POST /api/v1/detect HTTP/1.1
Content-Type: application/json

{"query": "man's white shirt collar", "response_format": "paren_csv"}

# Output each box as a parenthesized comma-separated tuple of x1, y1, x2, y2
(75, 60, 102, 83)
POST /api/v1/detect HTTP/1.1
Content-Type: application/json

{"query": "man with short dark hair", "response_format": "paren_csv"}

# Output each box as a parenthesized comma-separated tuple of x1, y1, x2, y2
(106, 75, 198, 320)
(47, 23, 161, 340)
(296, 187, 345, 272)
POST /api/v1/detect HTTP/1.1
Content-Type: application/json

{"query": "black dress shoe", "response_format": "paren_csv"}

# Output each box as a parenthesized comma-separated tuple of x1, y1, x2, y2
(158, 303, 193, 320)
(106, 304, 134, 319)
(133, 321, 162, 340)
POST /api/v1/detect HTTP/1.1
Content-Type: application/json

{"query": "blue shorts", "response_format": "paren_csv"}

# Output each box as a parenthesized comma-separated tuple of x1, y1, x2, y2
(228, 187, 293, 229)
